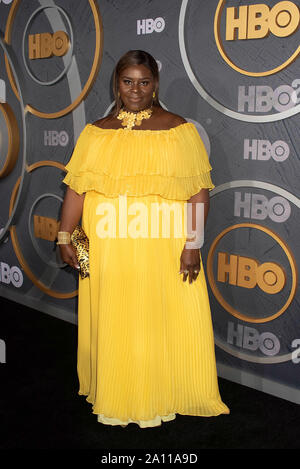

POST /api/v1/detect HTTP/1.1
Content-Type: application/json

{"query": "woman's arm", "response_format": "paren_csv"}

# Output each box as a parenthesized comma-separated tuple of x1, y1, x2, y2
(59, 187, 85, 232)
(186, 188, 210, 233)
(58, 187, 86, 269)
(179, 188, 210, 284)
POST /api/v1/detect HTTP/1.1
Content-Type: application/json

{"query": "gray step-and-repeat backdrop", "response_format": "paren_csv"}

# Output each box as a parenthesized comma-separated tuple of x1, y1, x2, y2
(0, 0, 299, 404)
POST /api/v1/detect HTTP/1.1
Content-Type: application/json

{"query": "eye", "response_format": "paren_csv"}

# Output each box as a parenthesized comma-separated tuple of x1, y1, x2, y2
(140, 81, 150, 86)
(123, 79, 132, 85)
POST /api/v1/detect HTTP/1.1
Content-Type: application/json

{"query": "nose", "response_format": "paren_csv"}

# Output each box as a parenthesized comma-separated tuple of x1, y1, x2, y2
(131, 82, 139, 93)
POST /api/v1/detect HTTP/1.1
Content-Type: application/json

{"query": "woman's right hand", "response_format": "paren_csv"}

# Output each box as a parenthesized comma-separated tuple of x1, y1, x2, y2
(59, 244, 80, 271)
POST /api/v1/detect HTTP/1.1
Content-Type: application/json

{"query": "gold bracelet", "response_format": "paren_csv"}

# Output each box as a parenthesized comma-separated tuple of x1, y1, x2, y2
(56, 231, 71, 245)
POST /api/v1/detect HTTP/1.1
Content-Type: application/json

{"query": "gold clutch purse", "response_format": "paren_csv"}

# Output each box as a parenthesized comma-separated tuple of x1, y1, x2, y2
(71, 225, 89, 279)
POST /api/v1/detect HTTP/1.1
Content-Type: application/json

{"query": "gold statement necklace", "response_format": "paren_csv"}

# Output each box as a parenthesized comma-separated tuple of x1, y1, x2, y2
(117, 107, 153, 130)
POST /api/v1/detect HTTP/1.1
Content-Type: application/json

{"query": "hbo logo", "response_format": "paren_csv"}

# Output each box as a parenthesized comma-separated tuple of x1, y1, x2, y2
(234, 192, 291, 222)
(0, 262, 23, 288)
(226, 1, 300, 40)
(137, 17, 165, 35)
(227, 322, 280, 356)
(244, 139, 290, 162)
(238, 79, 300, 113)
(29, 31, 70, 59)
(44, 130, 69, 147)
(218, 252, 285, 294)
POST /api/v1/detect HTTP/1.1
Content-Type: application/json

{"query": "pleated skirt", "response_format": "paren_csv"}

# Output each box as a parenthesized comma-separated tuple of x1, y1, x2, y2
(77, 191, 229, 428)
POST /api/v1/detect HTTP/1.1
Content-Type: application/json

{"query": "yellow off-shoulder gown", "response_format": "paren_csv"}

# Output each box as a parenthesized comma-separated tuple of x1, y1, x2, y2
(63, 122, 229, 428)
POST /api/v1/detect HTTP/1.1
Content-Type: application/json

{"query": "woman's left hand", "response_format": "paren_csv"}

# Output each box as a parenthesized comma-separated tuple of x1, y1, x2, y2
(179, 247, 201, 283)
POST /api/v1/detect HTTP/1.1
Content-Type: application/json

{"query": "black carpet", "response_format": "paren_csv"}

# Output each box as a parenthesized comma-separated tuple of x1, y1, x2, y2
(1, 295, 300, 452)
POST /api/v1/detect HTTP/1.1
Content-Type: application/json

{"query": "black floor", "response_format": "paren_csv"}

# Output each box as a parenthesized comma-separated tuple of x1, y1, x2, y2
(1, 295, 300, 452)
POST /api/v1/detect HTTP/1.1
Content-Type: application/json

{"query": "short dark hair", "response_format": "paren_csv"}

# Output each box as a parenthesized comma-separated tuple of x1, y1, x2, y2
(111, 50, 160, 116)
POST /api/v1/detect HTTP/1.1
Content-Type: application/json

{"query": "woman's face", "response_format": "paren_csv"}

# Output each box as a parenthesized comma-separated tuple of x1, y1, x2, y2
(118, 64, 156, 112)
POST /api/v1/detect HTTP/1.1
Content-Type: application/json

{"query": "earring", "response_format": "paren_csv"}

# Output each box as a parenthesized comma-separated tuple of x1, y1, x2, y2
(152, 91, 156, 98)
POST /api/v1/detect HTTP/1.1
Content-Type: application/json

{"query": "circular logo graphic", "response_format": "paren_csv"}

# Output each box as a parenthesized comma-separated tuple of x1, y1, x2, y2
(0, 36, 27, 243)
(207, 223, 297, 323)
(0, 101, 19, 178)
(203, 180, 299, 363)
(214, 0, 300, 77)
(22, 5, 74, 86)
(9, 161, 78, 298)
(5, 0, 103, 118)
(179, 0, 300, 122)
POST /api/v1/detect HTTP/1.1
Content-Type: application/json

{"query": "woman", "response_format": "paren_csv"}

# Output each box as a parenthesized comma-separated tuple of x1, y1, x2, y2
(58, 50, 229, 428)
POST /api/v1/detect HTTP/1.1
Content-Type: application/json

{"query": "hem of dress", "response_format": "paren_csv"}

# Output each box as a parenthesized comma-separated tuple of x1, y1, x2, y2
(78, 391, 230, 428)
(97, 412, 176, 428)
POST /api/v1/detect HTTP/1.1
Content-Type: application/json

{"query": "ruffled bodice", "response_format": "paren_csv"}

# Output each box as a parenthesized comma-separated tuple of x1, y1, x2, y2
(63, 122, 214, 200)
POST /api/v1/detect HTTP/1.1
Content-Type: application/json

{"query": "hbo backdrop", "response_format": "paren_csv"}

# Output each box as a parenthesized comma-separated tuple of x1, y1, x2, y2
(0, 0, 299, 404)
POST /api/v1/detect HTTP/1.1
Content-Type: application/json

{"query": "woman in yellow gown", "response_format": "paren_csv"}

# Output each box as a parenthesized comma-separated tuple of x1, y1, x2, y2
(58, 50, 229, 428)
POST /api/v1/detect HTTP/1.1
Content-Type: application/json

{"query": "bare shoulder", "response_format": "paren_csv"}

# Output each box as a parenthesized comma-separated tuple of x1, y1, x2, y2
(92, 115, 116, 129)
(155, 108, 187, 129)
(168, 112, 187, 127)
